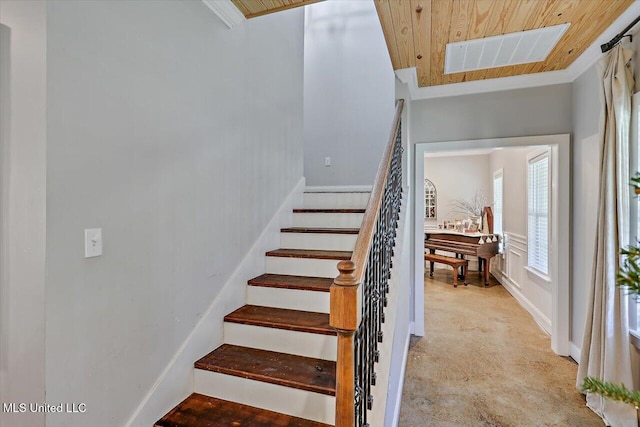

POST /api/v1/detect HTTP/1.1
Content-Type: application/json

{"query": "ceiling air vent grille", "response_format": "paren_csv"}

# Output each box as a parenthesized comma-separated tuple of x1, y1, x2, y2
(444, 23, 570, 74)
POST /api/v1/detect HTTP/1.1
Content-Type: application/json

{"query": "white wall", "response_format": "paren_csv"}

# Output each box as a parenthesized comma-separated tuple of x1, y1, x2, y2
(410, 84, 573, 144)
(423, 154, 491, 226)
(489, 148, 531, 237)
(44, 2, 304, 426)
(303, 0, 395, 186)
(489, 147, 553, 332)
(571, 64, 601, 357)
(0, 3, 47, 427)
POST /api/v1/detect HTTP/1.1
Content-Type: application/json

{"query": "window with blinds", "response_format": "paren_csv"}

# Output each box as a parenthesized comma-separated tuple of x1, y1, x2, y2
(528, 153, 550, 275)
(493, 170, 503, 235)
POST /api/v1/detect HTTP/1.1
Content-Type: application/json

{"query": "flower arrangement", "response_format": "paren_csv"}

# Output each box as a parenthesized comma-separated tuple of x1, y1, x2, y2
(449, 191, 488, 218)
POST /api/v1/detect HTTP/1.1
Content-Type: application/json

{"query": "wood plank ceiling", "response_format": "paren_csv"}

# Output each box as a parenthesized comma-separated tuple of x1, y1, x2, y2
(375, 0, 634, 87)
(231, 0, 633, 88)
(231, 0, 323, 19)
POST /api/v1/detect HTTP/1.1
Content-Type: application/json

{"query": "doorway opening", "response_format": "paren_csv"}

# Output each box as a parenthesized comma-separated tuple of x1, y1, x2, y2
(412, 135, 571, 356)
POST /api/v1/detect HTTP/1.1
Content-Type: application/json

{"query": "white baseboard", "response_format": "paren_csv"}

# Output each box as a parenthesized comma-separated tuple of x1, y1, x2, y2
(492, 269, 552, 335)
(124, 177, 305, 427)
(304, 185, 372, 193)
(388, 329, 410, 427)
(570, 342, 581, 363)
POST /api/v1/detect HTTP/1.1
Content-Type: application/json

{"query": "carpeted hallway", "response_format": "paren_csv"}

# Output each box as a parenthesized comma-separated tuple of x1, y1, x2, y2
(398, 269, 602, 427)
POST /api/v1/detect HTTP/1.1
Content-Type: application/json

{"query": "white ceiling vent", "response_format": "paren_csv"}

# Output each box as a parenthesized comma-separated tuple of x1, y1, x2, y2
(444, 23, 570, 74)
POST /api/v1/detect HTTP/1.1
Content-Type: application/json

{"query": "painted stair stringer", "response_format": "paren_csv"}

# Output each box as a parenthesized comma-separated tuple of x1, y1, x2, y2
(124, 178, 306, 427)
(154, 184, 374, 425)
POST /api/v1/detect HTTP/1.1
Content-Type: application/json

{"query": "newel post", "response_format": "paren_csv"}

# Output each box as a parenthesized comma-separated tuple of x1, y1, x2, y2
(330, 260, 358, 427)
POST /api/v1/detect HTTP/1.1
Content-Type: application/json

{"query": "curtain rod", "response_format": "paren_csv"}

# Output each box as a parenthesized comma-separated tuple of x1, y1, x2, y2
(601, 15, 640, 53)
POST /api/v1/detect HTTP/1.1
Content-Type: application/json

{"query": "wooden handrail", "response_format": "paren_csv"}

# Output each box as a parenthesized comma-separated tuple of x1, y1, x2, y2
(350, 99, 404, 283)
(330, 99, 404, 427)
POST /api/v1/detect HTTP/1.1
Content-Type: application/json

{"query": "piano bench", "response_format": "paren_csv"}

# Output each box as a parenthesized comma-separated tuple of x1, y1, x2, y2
(424, 253, 468, 287)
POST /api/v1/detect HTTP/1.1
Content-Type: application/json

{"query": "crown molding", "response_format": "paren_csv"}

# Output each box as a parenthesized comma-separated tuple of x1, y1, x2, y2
(202, 0, 246, 28)
(396, 67, 571, 101)
(397, 1, 640, 100)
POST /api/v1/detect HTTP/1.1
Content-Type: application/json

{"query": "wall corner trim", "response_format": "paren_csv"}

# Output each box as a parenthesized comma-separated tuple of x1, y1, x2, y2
(201, 0, 246, 28)
(570, 342, 582, 364)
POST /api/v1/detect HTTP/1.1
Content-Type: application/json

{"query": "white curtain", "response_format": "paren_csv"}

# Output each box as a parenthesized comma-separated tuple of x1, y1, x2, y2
(577, 44, 637, 427)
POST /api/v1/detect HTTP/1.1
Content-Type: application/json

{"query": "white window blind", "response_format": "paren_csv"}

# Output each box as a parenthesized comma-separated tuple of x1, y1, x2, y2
(528, 153, 549, 275)
(493, 171, 503, 235)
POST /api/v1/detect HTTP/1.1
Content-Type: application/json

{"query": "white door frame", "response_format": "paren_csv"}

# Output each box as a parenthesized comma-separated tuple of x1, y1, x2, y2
(412, 134, 571, 356)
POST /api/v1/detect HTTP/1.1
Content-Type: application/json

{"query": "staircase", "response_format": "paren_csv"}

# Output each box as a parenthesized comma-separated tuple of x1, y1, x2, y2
(155, 190, 371, 427)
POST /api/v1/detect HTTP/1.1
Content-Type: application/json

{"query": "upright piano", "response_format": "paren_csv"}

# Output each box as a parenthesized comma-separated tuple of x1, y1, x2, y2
(425, 231, 500, 286)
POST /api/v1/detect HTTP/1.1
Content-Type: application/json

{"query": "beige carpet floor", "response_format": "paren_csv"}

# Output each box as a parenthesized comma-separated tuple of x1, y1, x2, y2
(398, 269, 603, 427)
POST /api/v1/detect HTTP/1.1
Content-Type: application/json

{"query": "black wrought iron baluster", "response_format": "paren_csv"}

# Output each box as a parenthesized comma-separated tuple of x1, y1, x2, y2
(353, 118, 403, 427)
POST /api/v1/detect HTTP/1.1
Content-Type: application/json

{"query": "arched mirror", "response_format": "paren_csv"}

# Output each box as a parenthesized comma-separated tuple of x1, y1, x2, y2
(425, 179, 437, 219)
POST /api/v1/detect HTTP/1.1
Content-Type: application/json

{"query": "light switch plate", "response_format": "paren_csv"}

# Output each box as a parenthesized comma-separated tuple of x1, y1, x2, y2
(84, 228, 102, 258)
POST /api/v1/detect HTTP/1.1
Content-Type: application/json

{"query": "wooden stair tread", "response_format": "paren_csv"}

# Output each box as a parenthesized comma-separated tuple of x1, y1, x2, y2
(293, 208, 365, 213)
(266, 249, 352, 260)
(225, 305, 335, 336)
(248, 274, 332, 292)
(195, 344, 336, 396)
(155, 393, 332, 427)
(280, 227, 359, 235)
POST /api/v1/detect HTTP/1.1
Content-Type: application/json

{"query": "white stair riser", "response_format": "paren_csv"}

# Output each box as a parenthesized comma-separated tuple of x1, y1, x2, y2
(224, 322, 337, 361)
(194, 370, 335, 425)
(247, 286, 330, 313)
(292, 212, 364, 229)
(302, 192, 370, 209)
(280, 232, 357, 251)
(266, 257, 341, 278)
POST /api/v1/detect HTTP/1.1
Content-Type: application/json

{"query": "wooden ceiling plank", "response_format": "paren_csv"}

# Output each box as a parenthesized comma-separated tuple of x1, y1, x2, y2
(242, 0, 323, 19)
(388, 0, 417, 69)
(520, 0, 581, 74)
(482, 0, 510, 37)
(230, 0, 255, 17)
(383, 0, 634, 87)
(450, 0, 507, 83)
(375, 0, 402, 70)
(237, 0, 267, 16)
(502, 0, 543, 34)
(411, 0, 431, 87)
(467, 0, 494, 40)
(523, 0, 557, 30)
(443, 0, 493, 84)
(525, 0, 586, 74)
(448, 0, 474, 43)
(261, 0, 287, 9)
(430, 0, 454, 86)
(540, 0, 633, 72)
